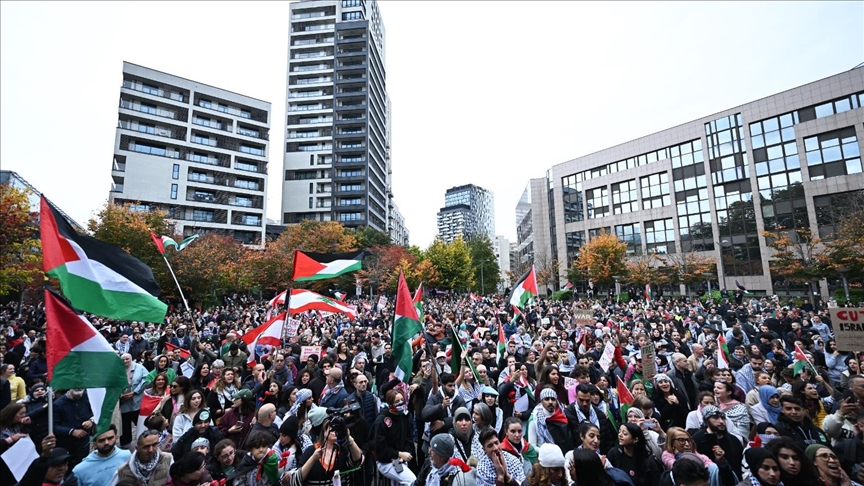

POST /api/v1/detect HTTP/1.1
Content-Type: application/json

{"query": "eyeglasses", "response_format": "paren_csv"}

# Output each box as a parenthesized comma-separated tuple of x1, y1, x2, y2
(815, 453, 838, 461)
(170, 384, 179, 388)
(219, 450, 235, 460)
(673, 437, 692, 444)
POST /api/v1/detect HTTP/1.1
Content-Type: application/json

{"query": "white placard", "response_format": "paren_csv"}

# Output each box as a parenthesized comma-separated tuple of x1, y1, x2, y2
(829, 308, 864, 352)
(180, 361, 195, 378)
(284, 318, 301, 338)
(515, 393, 530, 413)
(1, 436, 39, 481)
(598, 342, 616, 372)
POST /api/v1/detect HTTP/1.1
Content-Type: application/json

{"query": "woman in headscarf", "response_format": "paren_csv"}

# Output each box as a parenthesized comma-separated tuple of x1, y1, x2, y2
(653, 373, 690, 430)
(286, 388, 316, 433)
(751, 385, 782, 425)
(478, 386, 503, 432)
(146, 355, 177, 384)
(206, 367, 239, 421)
(738, 448, 784, 486)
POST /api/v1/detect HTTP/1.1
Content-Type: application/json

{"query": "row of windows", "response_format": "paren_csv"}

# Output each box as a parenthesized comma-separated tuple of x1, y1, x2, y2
(611, 180, 638, 215)
(586, 187, 608, 219)
(640, 172, 671, 209)
(804, 127, 862, 180)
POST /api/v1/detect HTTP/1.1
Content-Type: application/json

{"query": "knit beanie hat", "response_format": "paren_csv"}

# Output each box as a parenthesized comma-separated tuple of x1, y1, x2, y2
(540, 387, 558, 401)
(805, 444, 830, 463)
(193, 409, 211, 424)
(454, 407, 471, 422)
(538, 444, 565, 468)
(279, 415, 300, 442)
(308, 406, 328, 427)
(430, 433, 455, 458)
(191, 437, 210, 450)
(654, 373, 674, 387)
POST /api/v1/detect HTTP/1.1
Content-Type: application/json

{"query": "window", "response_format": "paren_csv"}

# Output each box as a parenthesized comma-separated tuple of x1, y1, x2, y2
(316, 198, 332, 208)
(235, 179, 260, 190)
(714, 181, 761, 276)
(342, 0, 362, 6)
(804, 127, 861, 181)
(340, 198, 362, 206)
(236, 161, 258, 172)
(129, 204, 150, 212)
(611, 179, 638, 215)
(140, 103, 157, 115)
(240, 109, 252, 119)
(670, 140, 704, 169)
(338, 212, 363, 222)
(586, 186, 608, 219)
(674, 163, 713, 252)
(198, 99, 212, 109)
(190, 153, 215, 165)
(136, 123, 156, 135)
(240, 145, 265, 156)
(751, 114, 808, 231)
(343, 11, 361, 20)
(561, 174, 584, 222)
(238, 126, 259, 138)
(339, 184, 362, 191)
(588, 227, 610, 241)
(131, 142, 169, 157)
(172, 164, 180, 180)
(640, 172, 670, 209)
(241, 215, 261, 226)
(615, 223, 642, 256)
(193, 190, 215, 202)
(141, 83, 159, 95)
(192, 209, 214, 222)
(170, 184, 178, 200)
(193, 134, 215, 146)
(340, 169, 363, 177)
(189, 171, 210, 182)
(644, 218, 675, 254)
(565, 231, 585, 267)
(814, 190, 864, 239)
(235, 196, 253, 208)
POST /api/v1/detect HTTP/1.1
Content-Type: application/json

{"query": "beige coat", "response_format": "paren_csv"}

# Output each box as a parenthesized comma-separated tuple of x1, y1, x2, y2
(114, 450, 172, 486)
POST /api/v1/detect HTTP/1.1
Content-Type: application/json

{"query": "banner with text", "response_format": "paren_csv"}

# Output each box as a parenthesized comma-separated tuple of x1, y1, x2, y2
(829, 308, 864, 352)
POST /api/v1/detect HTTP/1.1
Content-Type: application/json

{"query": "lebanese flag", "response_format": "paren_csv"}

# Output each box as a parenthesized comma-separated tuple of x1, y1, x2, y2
(413, 282, 424, 321)
(291, 250, 366, 281)
(41, 196, 167, 323)
(164, 342, 191, 360)
(268, 290, 288, 307)
(469, 292, 481, 302)
(287, 289, 357, 319)
(45, 288, 129, 436)
(508, 266, 538, 310)
(136, 393, 165, 441)
(241, 312, 287, 367)
(393, 272, 422, 382)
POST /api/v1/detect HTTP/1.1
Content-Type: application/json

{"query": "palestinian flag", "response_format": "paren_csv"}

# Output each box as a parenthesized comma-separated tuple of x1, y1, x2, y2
(287, 289, 357, 318)
(514, 374, 535, 402)
(718, 334, 730, 359)
(291, 250, 365, 281)
(241, 312, 287, 367)
(333, 291, 347, 302)
(393, 272, 423, 382)
(136, 393, 165, 441)
(45, 288, 128, 436)
(164, 342, 191, 360)
(616, 375, 635, 422)
(41, 196, 167, 323)
(413, 282, 424, 322)
(498, 321, 506, 359)
(508, 266, 538, 310)
(470, 292, 481, 302)
(645, 284, 652, 302)
(793, 344, 815, 375)
(149, 231, 199, 254)
(268, 290, 288, 308)
(563, 281, 573, 290)
(448, 322, 483, 383)
(717, 334, 730, 369)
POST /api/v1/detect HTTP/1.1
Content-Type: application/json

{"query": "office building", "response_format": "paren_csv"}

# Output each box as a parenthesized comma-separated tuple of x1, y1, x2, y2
(110, 62, 271, 247)
(282, 0, 395, 236)
(538, 66, 863, 295)
(388, 199, 409, 246)
(493, 235, 511, 292)
(436, 184, 495, 243)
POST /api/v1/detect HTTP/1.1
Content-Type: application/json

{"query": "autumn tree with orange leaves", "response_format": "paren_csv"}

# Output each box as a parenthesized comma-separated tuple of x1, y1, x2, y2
(626, 254, 665, 288)
(763, 227, 829, 305)
(0, 184, 42, 310)
(171, 234, 254, 303)
(572, 231, 627, 285)
(660, 251, 716, 294)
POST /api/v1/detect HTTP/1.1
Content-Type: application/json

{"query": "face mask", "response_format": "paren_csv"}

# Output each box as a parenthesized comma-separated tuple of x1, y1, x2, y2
(391, 401, 408, 415)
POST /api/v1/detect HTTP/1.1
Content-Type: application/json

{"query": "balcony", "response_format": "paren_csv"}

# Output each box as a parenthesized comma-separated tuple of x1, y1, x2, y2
(232, 214, 263, 227)
(234, 180, 261, 191)
(292, 11, 331, 20)
(298, 24, 335, 32)
(294, 77, 332, 86)
(186, 152, 230, 168)
(120, 100, 179, 120)
(193, 118, 232, 133)
(122, 80, 186, 103)
(294, 117, 333, 125)
(293, 37, 334, 46)
(112, 156, 126, 172)
(188, 174, 216, 184)
(293, 51, 333, 60)
(288, 104, 332, 112)
(237, 126, 268, 140)
(188, 192, 216, 203)
(289, 90, 328, 98)
(110, 183, 124, 193)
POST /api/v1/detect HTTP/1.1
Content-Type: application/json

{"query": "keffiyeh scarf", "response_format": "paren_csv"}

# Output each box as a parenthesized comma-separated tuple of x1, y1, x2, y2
(288, 389, 313, 417)
(575, 404, 599, 428)
(319, 382, 345, 405)
(427, 463, 460, 486)
(534, 405, 568, 445)
(130, 450, 161, 483)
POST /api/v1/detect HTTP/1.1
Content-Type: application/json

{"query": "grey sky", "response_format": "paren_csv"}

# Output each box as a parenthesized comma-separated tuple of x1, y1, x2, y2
(2, 1, 862, 248)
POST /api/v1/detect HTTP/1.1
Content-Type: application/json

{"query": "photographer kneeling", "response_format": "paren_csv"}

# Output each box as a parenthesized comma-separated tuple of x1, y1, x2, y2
(292, 414, 364, 486)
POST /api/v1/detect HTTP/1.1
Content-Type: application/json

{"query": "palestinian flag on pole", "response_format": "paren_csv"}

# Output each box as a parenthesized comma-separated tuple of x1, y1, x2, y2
(291, 250, 366, 281)
(268, 290, 288, 308)
(716, 334, 730, 369)
(563, 281, 573, 290)
(616, 375, 635, 422)
(508, 266, 538, 310)
(448, 323, 483, 383)
(287, 289, 357, 318)
(793, 344, 816, 375)
(149, 231, 199, 254)
(393, 272, 423, 382)
(45, 288, 128, 435)
(644, 284, 652, 303)
(333, 291, 347, 302)
(413, 282, 424, 322)
(514, 374, 535, 402)
(136, 393, 164, 441)
(41, 196, 167, 323)
(497, 321, 506, 359)
(241, 312, 287, 367)
(164, 342, 191, 360)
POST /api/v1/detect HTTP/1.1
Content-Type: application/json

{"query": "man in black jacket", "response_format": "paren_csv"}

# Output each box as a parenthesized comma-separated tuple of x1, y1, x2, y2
(564, 384, 616, 454)
(774, 395, 831, 447)
(421, 373, 467, 441)
(171, 409, 224, 461)
(692, 406, 743, 480)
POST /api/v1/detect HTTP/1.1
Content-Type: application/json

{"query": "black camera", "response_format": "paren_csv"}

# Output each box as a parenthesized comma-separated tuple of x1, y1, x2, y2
(327, 400, 362, 442)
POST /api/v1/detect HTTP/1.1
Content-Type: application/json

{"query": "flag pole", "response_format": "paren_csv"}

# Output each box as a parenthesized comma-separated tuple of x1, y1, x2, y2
(162, 254, 190, 313)
(48, 386, 54, 436)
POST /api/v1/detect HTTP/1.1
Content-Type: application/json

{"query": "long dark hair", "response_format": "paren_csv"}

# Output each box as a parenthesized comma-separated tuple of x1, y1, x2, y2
(620, 423, 650, 463)
(571, 449, 613, 486)
(170, 451, 206, 479)
(765, 437, 820, 486)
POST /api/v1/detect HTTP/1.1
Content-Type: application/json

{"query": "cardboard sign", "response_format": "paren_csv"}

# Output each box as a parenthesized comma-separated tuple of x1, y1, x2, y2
(377, 295, 388, 310)
(284, 318, 301, 338)
(573, 310, 595, 326)
(563, 376, 577, 389)
(641, 343, 656, 380)
(829, 308, 864, 352)
(300, 345, 321, 361)
(598, 341, 616, 372)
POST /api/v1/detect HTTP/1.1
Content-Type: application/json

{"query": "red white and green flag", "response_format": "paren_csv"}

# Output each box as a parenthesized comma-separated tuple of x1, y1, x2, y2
(793, 344, 816, 375)
(413, 282, 424, 322)
(149, 231, 199, 254)
(241, 312, 287, 367)
(268, 290, 288, 308)
(41, 197, 167, 323)
(287, 289, 357, 319)
(644, 284, 652, 302)
(393, 271, 423, 382)
(508, 266, 538, 310)
(333, 291, 347, 302)
(563, 282, 573, 290)
(470, 292, 481, 302)
(498, 321, 507, 359)
(291, 250, 366, 281)
(45, 288, 128, 436)
(616, 375, 635, 422)
(716, 334, 730, 369)
(164, 342, 191, 360)
(136, 393, 164, 441)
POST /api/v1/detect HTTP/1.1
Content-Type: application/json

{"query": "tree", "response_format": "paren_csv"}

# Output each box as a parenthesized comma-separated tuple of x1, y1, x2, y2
(534, 253, 559, 297)
(87, 202, 174, 295)
(0, 184, 42, 308)
(357, 245, 415, 293)
(660, 251, 716, 295)
(351, 226, 393, 248)
(171, 234, 251, 304)
(626, 254, 664, 288)
(824, 209, 864, 282)
(467, 235, 500, 295)
(572, 231, 627, 285)
(764, 227, 829, 305)
(424, 237, 474, 291)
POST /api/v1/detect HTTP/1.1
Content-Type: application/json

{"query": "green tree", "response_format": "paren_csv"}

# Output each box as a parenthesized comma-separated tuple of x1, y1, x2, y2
(424, 237, 474, 291)
(171, 234, 251, 304)
(351, 226, 392, 248)
(764, 227, 829, 305)
(0, 184, 42, 308)
(87, 203, 173, 296)
(467, 235, 500, 295)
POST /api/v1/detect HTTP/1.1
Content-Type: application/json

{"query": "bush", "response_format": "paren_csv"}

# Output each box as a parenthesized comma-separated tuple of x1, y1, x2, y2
(550, 289, 573, 301)
(700, 290, 722, 303)
(833, 288, 864, 305)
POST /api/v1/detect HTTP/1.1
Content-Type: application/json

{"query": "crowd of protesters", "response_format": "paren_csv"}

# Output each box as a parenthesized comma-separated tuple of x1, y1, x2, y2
(0, 288, 863, 486)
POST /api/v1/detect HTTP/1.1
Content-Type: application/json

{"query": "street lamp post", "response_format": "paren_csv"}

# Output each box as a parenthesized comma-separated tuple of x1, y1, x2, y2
(838, 266, 850, 303)
(703, 272, 714, 302)
(481, 261, 485, 296)
(717, 239, 732, 294)
(613, 275, 622, 303)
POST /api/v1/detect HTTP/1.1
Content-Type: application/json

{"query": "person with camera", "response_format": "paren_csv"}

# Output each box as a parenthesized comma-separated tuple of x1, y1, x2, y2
(291, 415, 364, 486)
(374, 389, 417, 486)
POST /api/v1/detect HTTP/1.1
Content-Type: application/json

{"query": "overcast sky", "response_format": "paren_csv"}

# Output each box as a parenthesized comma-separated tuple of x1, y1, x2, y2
(2, 1, 862, 248)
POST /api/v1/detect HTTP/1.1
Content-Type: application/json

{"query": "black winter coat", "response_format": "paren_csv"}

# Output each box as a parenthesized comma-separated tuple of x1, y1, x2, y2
(564, 403, 617, 454)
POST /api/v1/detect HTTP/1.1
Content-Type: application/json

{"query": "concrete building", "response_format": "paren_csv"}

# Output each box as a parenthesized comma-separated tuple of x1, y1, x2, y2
(1, 170, 87, 233)
(539, 66, 864, 296)
(388, 199, 409, 246)
(493, 235, 510, 292)
(281, 0, 395, 237)
(436, 184, 495, 243)
(110, 62, 271, 247)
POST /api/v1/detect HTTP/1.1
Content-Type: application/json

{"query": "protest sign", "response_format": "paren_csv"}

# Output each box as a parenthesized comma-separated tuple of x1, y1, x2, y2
(641, 343, 656, 380)
(598, 341, 616, 372)
(829, 308, 864, 352)
(284, 318, 300, 338)
(180, 361, 195, 378)
(301, 345, 321, 361)
(573, 310, 595, 326)
(563, 377, 577, 389)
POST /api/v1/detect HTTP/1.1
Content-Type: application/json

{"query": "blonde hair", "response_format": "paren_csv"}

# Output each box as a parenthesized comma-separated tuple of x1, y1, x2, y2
(664, 427, 691, 453)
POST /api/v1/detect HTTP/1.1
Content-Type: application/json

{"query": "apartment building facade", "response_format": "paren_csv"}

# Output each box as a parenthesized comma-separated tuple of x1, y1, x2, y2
(437, 184, 496, 243)
(110, 62, 271, 246)
(538, 67, 864, 296)
(281, 0, 393, 235)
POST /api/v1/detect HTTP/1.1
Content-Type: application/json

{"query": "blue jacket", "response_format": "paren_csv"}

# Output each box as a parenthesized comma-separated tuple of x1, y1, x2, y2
(54, 393, 93, 443)
(26, 357, 47, 384)
(319, 386, 349, 409)
(72, 447, 131, 486)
